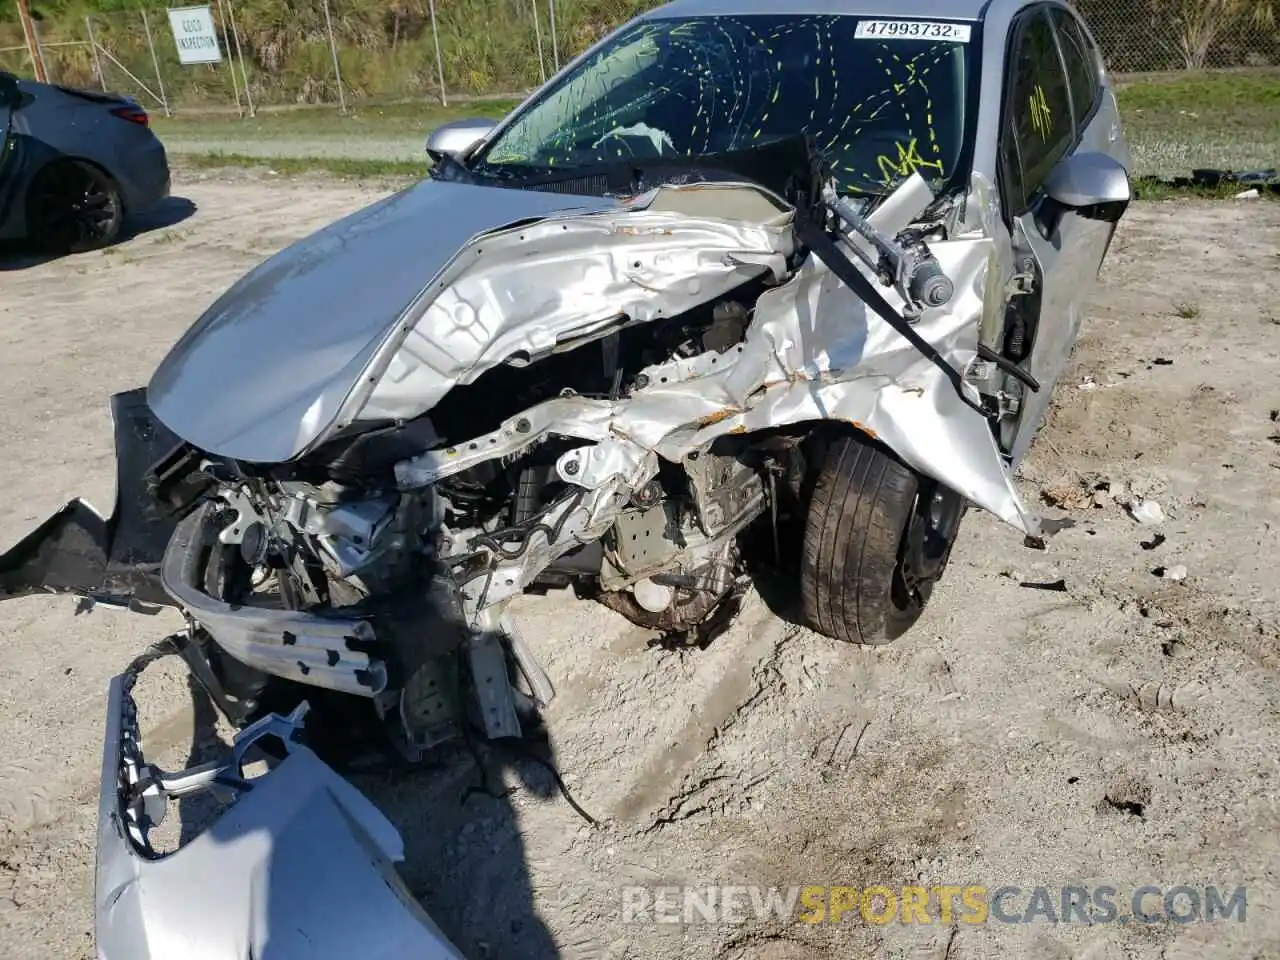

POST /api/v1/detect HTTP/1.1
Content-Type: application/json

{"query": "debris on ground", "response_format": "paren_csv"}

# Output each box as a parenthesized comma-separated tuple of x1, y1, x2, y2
(1140, 533, 1167, 551)
(1235, 189, 1262, 200)
(1152, 564, 1188, 581)
(1192, 167, 1279, 187)
(1020, 579, 1069, 592)
(1129, 499, 1166, 525)
(1153, 167, 1280, 197)
(1042, 482, 1095, 511)
(1042, 476, 1141, 513)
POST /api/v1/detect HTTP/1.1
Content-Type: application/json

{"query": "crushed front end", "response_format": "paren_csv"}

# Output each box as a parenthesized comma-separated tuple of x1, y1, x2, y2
(3, 163, 1042, 749)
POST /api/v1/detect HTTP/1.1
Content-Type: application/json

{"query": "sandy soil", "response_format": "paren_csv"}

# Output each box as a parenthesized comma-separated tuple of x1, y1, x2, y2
(0, 175, 1277, 960)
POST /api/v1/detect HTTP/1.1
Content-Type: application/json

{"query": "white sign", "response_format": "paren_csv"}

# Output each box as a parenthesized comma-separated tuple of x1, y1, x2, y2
(168, 6, 222, 65)
(855, 20, 973, 43)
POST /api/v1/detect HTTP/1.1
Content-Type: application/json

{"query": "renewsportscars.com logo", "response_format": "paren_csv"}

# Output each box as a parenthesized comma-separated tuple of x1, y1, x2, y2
(620, 885, 1248, 926)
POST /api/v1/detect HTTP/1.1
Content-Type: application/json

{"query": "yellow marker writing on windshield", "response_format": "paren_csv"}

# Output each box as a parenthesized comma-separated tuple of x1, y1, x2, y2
(876, 138, 945, 184)
(1029, 85, 1052, 141)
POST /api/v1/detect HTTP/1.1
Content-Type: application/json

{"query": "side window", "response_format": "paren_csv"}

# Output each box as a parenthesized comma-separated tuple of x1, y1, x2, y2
(1003, 9, 1074, 213)
(1051, 8, 1101, 129)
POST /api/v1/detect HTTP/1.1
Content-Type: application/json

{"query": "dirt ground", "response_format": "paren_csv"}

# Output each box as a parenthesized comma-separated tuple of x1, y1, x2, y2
(0, 174, 1277, 960)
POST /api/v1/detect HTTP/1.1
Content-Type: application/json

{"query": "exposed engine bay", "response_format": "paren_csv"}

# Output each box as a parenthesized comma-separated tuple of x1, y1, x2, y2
(101, 167, 1035, 762)
(161, 294, 779, 748)
(156, 276, 817, 755)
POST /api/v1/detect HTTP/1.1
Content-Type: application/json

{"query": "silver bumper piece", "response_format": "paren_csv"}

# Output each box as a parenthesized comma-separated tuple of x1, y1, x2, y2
(161, 504, 388, 697)
(95, 646, 464, 960)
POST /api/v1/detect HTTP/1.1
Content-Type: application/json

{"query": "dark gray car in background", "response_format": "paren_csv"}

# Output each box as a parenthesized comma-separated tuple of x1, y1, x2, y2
(0, 70, 170, 254)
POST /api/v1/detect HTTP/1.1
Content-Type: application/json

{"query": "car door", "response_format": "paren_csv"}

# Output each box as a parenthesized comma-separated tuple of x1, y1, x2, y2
(1000, 4, 1123, 465)
(0, 72, 14, 148)
(0, 73, 20, 234)
(0, 101, 11, 176)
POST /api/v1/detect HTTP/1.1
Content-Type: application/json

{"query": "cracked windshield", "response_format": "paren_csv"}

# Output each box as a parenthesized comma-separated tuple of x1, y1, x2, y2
(477, 14, 972, 195)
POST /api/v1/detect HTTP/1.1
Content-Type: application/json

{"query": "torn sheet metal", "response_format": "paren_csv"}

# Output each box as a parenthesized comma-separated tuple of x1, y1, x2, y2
(394, 198, 1038, 540)
(95, 653, 463, 960)
(146, 169, 1034, 541)
(331, 182, 796, 437)
(658, 232, 1039, 534)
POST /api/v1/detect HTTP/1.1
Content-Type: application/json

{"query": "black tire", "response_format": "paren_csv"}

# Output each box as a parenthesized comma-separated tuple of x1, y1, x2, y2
(800, 434, 964, 645)
(26, 159, 123, 254)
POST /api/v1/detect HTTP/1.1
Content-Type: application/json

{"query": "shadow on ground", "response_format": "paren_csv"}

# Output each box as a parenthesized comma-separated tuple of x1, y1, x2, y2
(359, 737, 567, 959)
(0, 195, 197, 271)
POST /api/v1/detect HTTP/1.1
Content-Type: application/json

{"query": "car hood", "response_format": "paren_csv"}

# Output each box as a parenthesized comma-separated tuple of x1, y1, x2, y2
(146, 178, 619, 464)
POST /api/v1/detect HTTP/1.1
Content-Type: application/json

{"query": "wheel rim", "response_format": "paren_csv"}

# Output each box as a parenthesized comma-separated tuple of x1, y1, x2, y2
(32, 164, 117, 249)
(894, 482, 966, 609)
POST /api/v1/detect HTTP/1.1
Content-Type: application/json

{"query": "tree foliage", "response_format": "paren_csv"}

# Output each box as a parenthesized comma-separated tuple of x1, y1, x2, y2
(1074, 0, 1275, 69)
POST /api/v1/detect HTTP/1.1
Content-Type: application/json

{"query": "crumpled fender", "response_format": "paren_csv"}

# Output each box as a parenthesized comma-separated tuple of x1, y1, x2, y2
(0, 388, 182, 608)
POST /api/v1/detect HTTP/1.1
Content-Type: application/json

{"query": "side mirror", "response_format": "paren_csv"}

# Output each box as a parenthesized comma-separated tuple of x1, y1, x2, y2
(1044, 151, 1131, 223)
(424, 118, 497, 162)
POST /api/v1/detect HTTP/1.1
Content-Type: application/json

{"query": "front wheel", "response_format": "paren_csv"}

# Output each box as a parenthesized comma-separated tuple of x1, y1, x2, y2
(800, 434, 966, 645)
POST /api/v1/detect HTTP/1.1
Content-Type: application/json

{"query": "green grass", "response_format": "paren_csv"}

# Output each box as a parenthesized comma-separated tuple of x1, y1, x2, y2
(1132, 176, 1277, 200)
(1116, 69, 1280, 178)
(154, 70, 1280, 189)
(174, 151, 427, 179)
(152, 99, 520, 164)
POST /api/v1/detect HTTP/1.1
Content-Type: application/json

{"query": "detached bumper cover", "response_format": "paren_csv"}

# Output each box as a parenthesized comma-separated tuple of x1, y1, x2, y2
(95, 649, 465, 960)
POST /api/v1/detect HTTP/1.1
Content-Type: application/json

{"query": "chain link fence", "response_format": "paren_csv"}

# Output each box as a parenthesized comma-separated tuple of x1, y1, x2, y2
(0, 0, 1276, 113)
(0, 1, 651, 112)
(1077, 0, 1277, 71)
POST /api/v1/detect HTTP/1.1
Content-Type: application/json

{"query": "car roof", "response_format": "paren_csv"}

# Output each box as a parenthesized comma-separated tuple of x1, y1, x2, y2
(644, 0, 997, 22)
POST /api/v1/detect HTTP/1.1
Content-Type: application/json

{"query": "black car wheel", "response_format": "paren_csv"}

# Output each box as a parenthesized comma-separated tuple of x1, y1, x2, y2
(27, 159, 123, 254)
(800, 434, 966, 645)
